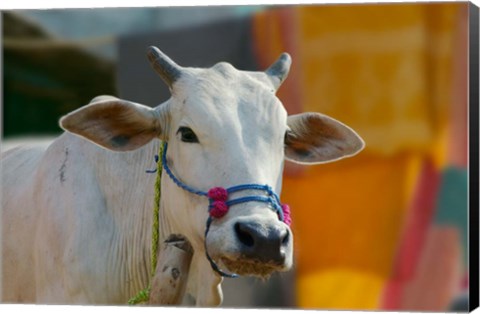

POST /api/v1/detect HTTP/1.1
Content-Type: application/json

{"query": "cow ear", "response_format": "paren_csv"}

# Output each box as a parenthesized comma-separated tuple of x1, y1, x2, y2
(285, 112, 364, 164)
(60, 97, 165, 151)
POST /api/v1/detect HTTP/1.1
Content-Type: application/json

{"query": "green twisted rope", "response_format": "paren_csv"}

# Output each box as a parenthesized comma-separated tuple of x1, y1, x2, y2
(128, 141, 165, 305)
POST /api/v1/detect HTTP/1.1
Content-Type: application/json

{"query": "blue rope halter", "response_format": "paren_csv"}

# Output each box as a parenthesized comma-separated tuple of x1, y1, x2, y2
(157, 142, 290, 278)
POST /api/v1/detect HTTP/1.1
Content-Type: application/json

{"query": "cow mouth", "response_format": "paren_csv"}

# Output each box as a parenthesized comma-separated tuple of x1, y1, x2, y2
(220, 256, 282, 279)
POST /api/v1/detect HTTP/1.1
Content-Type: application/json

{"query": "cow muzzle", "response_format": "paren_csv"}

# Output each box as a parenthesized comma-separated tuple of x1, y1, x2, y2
(212, 216, 293, 278)
(234, 219, 290, 265)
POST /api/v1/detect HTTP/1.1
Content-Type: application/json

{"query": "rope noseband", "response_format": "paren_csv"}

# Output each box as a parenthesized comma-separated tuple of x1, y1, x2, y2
(161, 142, 291, 278)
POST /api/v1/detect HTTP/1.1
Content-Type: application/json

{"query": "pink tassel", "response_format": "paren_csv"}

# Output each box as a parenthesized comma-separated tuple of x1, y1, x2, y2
(208, 187, 228, 202)
(281, 204, 292, 226)
(210, 201, 229, 218)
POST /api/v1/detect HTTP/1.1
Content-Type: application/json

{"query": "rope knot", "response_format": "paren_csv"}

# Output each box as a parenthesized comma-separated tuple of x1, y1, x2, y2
(208, 187, 229, 218)
(207, 187, 228, 201)
(210, 200, 229, 218)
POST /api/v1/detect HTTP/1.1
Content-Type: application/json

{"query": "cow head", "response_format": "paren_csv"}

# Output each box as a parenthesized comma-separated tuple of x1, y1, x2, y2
(60, 47, 364, 304)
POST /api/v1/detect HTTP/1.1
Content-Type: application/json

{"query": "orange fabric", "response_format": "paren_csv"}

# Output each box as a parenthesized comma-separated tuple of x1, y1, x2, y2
(283, 154, 412, 278)
(282, 153, 414, 309)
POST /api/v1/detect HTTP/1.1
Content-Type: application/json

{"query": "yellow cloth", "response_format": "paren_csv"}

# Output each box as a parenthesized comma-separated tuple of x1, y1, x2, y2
(297, 268, 384, 310)
(297, 3, 458, 156)
(255, 3, 459, 156)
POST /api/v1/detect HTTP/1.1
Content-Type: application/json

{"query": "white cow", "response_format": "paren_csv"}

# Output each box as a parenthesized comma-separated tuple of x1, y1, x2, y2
(1, 47, 364, 306)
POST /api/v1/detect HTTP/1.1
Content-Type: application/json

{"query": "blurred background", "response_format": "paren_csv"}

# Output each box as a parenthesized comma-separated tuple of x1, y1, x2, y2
(1, 2, 471, 311)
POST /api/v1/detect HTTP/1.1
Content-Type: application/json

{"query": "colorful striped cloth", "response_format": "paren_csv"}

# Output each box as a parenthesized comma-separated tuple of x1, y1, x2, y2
(252, 3, 467, 311)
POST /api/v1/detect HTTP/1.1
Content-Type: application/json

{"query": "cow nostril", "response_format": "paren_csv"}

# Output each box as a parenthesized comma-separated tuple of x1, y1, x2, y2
(234, 223, 254, 247)
(281, 229, 290, 246)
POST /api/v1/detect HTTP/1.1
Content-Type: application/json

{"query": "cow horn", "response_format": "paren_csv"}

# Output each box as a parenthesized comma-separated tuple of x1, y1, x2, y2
(147, 46, 182, 88)
(265, 52, 292, 90)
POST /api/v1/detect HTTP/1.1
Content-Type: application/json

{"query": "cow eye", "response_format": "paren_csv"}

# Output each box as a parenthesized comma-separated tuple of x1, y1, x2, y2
(177, 127, 199, 143)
